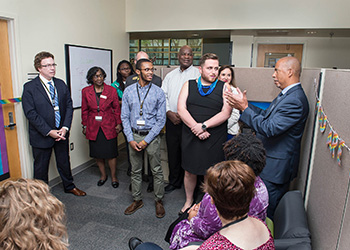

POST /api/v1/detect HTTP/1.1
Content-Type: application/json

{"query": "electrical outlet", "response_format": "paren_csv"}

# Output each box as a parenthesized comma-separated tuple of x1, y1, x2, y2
(70, 142, 74, 151)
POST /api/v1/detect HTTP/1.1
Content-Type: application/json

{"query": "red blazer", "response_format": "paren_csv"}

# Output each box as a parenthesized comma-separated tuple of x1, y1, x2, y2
(81, 83, 121, 141)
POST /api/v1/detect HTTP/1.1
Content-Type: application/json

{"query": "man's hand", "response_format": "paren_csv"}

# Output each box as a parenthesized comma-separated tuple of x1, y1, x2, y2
(115, 124, 123, 133)
(197, 131, 210, 140)
(137, 140, 148, 150)
(191, 123, 205, 136)
(48, 129, 66, 141)
(129, 141, 142, 151)
(167, 111, 181, 125)
(224, 87, 248, 111)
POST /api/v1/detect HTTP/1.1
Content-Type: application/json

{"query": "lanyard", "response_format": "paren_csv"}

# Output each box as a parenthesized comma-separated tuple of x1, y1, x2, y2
(94, 86, 103, 114)
(136, 83, 152, 116)
(40, 79, 57, 106)
(220, 215, 248, 230)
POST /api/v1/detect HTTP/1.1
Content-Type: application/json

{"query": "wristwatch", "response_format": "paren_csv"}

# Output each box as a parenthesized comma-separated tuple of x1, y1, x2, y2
(201, 123, 207, 131)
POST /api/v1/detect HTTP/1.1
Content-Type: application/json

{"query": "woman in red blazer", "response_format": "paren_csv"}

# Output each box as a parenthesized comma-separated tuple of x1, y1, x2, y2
(82, 67, 122, 188)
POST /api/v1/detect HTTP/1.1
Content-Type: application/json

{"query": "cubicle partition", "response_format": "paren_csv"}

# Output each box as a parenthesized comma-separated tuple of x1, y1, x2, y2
(306, 69, 350, 249)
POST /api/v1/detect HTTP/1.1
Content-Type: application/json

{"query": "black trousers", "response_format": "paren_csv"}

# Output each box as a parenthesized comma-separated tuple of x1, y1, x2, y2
(165, 118, 183, 188)
(32, 139, 75, 191)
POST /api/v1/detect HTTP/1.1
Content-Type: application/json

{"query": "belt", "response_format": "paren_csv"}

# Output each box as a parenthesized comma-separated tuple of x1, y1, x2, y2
(132, 128, 150, 136)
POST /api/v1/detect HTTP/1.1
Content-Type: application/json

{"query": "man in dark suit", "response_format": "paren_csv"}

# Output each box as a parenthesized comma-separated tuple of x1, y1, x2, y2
(225, 56, 309, 218)
(22, 51, 86, 196)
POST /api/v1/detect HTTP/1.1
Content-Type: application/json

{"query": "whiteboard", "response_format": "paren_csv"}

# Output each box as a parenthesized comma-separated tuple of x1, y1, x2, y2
(65, 44, 112, 108)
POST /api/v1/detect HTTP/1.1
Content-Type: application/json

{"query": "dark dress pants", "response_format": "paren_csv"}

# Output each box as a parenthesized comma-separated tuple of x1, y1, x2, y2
(262, 177, 290, 220)
(32, 139, 75, 191)
(165, 118, 183, 188)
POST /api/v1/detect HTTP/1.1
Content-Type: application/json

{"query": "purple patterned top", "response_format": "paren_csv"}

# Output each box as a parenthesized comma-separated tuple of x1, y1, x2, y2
(169, 177, 269, 250)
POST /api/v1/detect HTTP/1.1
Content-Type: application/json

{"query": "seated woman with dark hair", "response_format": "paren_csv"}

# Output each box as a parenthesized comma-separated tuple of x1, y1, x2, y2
(0, 178, 68, 250)
(167, 133, 268, 249)
(129, 160, 274, 250)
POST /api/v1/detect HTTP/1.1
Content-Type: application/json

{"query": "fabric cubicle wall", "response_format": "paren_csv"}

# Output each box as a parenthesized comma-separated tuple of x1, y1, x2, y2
(306, 69, 350, 250)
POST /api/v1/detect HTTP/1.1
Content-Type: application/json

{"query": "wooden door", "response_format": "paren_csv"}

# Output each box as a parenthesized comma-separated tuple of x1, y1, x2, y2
(257, 44, 303, 67)
(0, 19, 21, 181)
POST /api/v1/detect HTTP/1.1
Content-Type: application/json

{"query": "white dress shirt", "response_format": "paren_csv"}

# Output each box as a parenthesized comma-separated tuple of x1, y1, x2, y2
(162, 65, 200, 113)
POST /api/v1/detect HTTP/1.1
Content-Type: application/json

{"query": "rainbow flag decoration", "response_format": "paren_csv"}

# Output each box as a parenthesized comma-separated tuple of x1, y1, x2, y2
(0, 97, 21, 105)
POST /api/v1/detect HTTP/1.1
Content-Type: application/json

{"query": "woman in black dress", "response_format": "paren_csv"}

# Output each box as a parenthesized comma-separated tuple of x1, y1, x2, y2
(177, 53, 232, 213)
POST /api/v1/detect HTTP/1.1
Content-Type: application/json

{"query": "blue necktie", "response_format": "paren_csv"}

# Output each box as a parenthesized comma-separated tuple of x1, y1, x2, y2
(269, 92, 283, 112)
(48, 81, 61, 128)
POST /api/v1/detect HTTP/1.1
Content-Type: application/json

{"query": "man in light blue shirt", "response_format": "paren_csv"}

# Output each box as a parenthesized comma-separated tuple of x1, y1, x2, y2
(122, 58, 166, 218)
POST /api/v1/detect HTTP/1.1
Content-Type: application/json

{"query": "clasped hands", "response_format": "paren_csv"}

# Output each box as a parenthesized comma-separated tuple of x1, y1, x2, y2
(188, 202, 201, 221)
(191, 123, 210, 140)
(129, 140, 148, 151)
(49, 128, 67, 141)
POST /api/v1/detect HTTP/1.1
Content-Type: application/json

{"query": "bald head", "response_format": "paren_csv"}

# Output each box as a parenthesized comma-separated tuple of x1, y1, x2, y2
(272, 56, 301, 89)
(135, 51, 149, 63)
(178, 45, 194, 71)
(279, 56, 301, 78)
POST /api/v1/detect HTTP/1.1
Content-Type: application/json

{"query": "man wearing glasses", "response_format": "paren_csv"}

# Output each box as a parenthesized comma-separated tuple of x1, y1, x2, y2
(125, 51, 162, 88)
(22, 51, 86, 196)
(121, 58, 166, 218)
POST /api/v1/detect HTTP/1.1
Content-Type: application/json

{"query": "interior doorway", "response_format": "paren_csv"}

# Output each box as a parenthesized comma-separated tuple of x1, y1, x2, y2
(0, 19, 22, 181)
(257, 44, 303, 67)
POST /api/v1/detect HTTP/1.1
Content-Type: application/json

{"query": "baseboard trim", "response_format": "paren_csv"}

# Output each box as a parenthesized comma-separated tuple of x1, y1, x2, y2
(49, 159, 95, 188)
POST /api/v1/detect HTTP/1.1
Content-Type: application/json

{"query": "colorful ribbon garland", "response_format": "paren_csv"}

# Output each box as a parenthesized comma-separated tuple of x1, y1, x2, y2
(337, 140, 345, 166)
(0, 97, 22, 105)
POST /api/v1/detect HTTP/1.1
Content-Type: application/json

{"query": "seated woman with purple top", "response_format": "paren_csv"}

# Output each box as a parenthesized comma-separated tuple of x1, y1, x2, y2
(169, 133, 269, 249)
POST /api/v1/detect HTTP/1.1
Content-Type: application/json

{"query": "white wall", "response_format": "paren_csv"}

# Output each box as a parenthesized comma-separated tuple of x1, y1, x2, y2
(126, 0, 350, 32)
(230, 35, 350, 69)
(0, 0, 128, 181)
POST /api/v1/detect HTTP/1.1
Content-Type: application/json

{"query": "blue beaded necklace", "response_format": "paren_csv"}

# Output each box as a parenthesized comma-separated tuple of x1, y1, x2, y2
(197, 76, 218, 96)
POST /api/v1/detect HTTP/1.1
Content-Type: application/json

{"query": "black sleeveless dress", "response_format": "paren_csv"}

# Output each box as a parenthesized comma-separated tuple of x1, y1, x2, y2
(181, 79, 227, 175)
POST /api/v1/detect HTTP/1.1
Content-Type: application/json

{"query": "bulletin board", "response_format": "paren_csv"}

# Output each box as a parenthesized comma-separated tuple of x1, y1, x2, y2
(65, 44, 112, 108)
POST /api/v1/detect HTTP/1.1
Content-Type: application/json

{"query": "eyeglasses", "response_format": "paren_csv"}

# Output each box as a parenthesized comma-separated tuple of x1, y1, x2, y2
(120, 67, 131, 71)
(41, 63, 57, 68)
(140, 68, 156, 72)
(93, 74, 104, 79)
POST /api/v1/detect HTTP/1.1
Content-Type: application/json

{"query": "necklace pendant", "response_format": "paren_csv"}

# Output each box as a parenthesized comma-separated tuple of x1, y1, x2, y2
(140, 110, 143, 116)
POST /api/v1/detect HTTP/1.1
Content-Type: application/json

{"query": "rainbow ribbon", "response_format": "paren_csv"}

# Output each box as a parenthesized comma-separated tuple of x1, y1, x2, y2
(319, 112, 327, 133)
(326, 130, 332, 150)
(331, 132, 339, 158)
(337, 140, 345, 166)
(0, 97, 22, 105)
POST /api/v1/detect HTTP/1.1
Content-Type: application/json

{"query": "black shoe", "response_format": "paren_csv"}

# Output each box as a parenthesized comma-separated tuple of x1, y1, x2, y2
(147, 182, 154, 193)
(112, 181, 119, 188)
(165, 184, 177, 194)
(128, 237, 143, 250)
(97, 176, 108, 186)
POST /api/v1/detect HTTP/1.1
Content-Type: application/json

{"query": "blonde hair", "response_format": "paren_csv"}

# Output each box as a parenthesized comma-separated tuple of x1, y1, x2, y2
(0, 178, 68, 250)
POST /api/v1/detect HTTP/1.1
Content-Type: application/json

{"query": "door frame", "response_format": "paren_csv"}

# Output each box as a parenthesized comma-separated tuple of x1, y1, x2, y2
(1, 13, 32, 179)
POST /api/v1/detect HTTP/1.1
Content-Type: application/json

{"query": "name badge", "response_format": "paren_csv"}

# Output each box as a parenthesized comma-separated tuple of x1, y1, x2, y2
(54, 106, 59, 111)
(137, 119, 145, 126)
(95, 116, 103, 121)
(100, 95, 107, 99)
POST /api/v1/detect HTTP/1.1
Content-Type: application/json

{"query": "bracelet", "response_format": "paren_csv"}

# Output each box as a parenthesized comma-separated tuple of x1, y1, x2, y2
(141, 140, 147, 146)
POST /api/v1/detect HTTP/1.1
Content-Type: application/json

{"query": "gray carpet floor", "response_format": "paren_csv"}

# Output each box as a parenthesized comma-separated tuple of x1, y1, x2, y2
(51, 148, 186, 250)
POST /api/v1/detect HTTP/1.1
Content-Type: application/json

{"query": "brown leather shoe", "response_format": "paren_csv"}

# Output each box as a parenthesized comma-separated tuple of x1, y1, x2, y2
(124, 200, 144, 215)
(155, 200, 165, 218)
(65, 187, 86, 196)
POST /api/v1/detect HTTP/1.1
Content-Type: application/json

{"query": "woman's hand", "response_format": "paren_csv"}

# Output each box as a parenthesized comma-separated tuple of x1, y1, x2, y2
(82, 127, 86, 135)
(188, 202, 201, 221)
(115, 124, 122, 133)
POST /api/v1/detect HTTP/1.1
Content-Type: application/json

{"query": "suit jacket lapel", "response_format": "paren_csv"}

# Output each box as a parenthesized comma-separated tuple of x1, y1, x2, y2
(35, 77, 52, 105)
